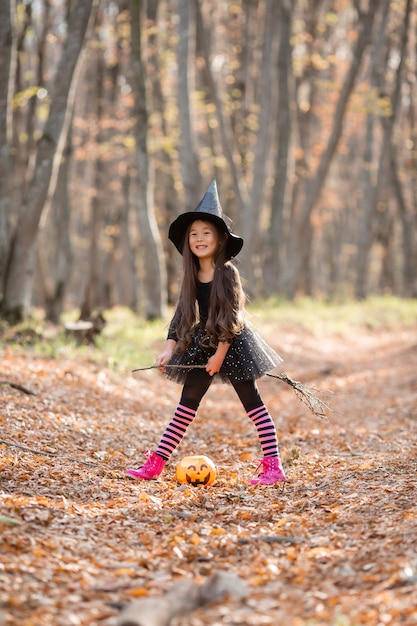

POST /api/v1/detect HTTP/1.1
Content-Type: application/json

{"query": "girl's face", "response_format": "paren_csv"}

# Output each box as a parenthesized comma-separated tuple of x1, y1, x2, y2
(188, 220, 221, 261)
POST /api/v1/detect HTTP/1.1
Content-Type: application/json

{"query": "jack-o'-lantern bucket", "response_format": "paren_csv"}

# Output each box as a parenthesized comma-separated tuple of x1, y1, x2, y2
(176, 455, 217, 487)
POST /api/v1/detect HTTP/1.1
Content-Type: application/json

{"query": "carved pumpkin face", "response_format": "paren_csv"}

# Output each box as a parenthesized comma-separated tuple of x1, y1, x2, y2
(176, 455, 217, 487)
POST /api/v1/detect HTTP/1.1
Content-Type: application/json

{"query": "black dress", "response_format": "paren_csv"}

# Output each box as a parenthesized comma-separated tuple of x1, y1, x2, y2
(165, 281, 283, 385)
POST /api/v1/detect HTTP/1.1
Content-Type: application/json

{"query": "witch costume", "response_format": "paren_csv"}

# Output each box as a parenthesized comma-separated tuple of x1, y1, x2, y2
(126, 179, 287, 485)
(164, 179, 283, 385)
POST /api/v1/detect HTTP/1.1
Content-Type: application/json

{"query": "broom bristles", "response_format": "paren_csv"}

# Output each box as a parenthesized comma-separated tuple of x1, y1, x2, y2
(265, 372, 330, 420)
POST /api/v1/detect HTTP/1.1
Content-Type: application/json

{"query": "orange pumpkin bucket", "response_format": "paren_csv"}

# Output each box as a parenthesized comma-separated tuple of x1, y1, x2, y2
(176, 455, 217, 487)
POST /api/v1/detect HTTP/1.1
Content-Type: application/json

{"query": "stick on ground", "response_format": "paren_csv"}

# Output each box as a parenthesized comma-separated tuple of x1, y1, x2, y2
(0, 381, 36, 395)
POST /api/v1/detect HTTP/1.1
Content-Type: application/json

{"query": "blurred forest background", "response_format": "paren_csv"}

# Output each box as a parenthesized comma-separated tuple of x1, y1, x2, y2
(0, 0, 416, 324)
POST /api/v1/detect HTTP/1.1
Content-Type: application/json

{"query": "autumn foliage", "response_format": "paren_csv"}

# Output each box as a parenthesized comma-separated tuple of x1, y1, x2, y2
(1, 322, 416, 625)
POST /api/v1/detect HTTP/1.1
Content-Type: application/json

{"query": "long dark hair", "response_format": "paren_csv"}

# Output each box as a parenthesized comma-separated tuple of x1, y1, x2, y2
(173, 221, 245, 351)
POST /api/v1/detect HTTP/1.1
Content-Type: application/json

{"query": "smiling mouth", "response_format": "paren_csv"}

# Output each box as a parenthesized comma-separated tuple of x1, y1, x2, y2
(186, 473, 211, 486)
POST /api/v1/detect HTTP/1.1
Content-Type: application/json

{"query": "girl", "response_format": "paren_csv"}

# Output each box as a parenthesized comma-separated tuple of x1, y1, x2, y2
(126, 180, 286, 485)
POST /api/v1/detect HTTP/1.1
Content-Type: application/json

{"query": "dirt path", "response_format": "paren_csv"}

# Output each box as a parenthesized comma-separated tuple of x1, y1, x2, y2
(1, 327, 416, 625)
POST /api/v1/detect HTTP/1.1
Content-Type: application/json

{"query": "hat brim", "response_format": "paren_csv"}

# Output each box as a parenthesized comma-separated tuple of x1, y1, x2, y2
(168, 212, 243, 259)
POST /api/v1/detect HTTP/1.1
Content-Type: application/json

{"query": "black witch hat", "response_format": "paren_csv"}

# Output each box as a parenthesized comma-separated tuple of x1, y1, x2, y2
(168, 180, 244, 259)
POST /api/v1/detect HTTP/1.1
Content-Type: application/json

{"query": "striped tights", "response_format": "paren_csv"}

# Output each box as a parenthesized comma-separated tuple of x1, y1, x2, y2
(156, 401, 279, 461)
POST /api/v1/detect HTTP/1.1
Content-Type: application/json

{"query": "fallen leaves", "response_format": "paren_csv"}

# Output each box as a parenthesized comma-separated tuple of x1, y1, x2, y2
(1, 329, 417, 625)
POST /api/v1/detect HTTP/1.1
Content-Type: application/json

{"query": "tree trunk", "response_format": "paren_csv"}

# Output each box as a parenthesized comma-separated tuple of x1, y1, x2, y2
(81, 193, 101, 318)
(375, 201, 395, 293)
(2, 0, 98, 321)
(283, 0, 324, 296)
(0, 0, 16, 301)
(390, 149, 416, 297)
(240, 0, 277, 290)
(129, 0, 167, 320)
(282, 1, 378, 299)
(80, 41, 106, 316)
(195, 0, 247, 217)
(177, 0, 203, 210)
(402, 69, 417, 296)
(8, 3, 33, 234)
(147, 0, 180, 304)
(37, 139, 73, 323)
(107, 173, 138, 309)
(355, 0, 411, 298)
(264, 0, 293, 296)
(354, 0, 390, 299)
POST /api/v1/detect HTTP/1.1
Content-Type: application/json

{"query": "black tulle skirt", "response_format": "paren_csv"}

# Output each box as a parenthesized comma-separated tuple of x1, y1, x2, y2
(164, 325, 283, 384)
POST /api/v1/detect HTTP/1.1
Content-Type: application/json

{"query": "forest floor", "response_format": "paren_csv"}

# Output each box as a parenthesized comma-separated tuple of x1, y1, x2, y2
(1, 323, 417, 626)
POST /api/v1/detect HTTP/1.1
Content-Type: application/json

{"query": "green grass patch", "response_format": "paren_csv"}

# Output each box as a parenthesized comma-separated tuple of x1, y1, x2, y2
(247, 296, 417, 337)
(95, 307, 168, 372)
(1, 297, 416, 373)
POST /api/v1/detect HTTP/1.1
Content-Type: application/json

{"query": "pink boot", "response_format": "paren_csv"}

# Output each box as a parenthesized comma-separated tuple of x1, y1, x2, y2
(251, 456, 286, 485)
(126, 451, 166, 480)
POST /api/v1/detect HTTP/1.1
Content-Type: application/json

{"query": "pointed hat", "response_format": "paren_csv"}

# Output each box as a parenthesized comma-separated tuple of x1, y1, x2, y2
(168, 180, 244, 259)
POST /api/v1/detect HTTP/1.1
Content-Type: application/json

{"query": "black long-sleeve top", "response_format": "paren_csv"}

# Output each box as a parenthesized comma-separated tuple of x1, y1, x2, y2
(167, 281, 211, 342)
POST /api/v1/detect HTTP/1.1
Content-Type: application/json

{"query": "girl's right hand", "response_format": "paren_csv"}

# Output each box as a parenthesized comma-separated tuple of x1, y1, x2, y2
(156, 351, 171, 368)
(156, 340, 176, 369)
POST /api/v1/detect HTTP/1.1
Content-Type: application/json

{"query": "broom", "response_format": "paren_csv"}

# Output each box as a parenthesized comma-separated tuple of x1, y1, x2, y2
(132, 364, 331, 420)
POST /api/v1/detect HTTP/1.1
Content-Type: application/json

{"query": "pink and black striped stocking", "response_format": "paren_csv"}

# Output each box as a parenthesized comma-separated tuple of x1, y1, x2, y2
(156, 404, 197, 460)
(247, 404, 280, 458)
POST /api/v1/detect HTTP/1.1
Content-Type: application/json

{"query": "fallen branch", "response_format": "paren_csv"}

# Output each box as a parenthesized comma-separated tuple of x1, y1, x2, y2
(0, 381, 36, 395)
(132, 364, 331, 420)
(115, 571, 247, 626)
(0, 439, 98, 467)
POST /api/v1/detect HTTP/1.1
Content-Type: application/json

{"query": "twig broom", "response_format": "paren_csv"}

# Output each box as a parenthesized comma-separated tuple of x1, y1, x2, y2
(132, 364, 331, 420)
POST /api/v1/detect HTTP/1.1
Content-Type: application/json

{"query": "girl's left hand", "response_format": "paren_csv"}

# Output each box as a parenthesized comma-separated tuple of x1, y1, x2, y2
(206, 355, 223, 376)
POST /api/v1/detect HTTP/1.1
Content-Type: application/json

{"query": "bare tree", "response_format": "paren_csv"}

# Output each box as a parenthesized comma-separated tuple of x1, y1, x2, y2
(195, 0, 247, 219)
(129, 0, 167, 319)
(240, 0, 278, 289)
(2, 0, 417, 319)
(177, 0, 203, 210)
(355, 0, 412, 298)
(354, 0, 390, 299)
(147, 0, 180, 304)
(282, 0, 378, 298)
(2, 0, 99, 321)
(37, 139, 73, 323)
(0, 0, 16, 301)
(80, 33, 106, 317)
(264, 0, 293, 296)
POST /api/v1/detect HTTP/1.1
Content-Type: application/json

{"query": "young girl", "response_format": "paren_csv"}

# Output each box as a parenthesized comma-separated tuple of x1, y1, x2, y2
(126, 180, 286, 485)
